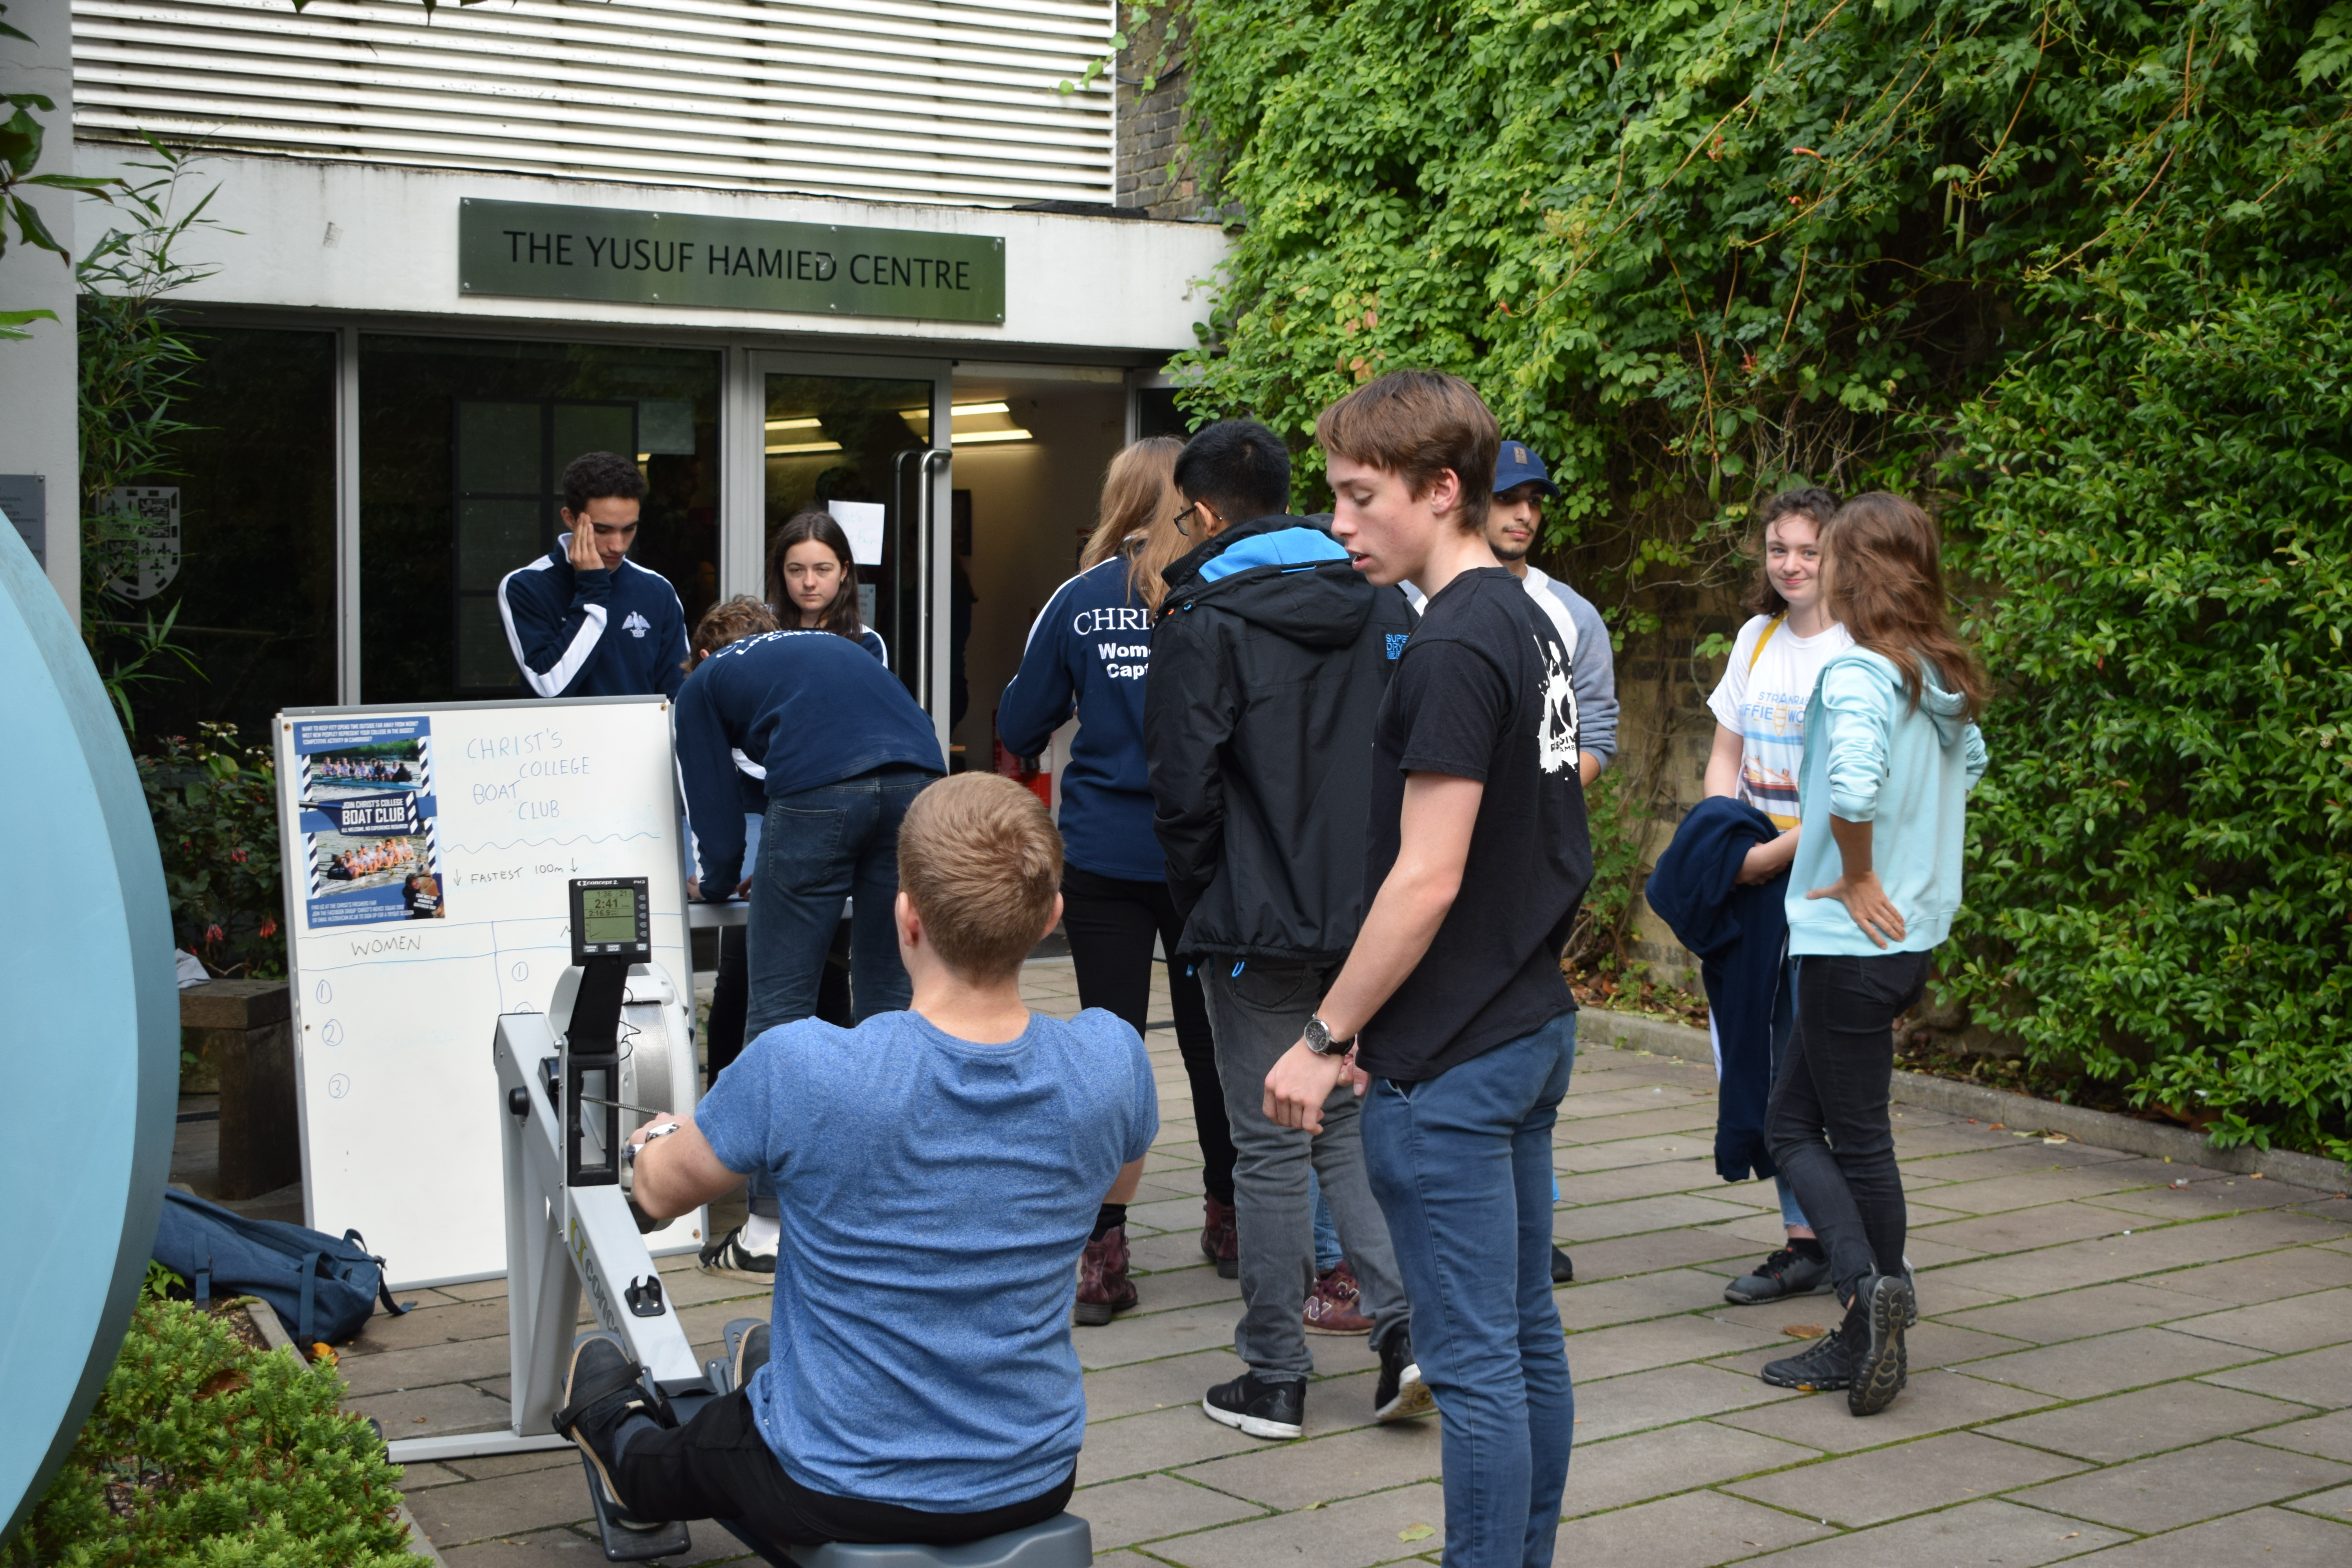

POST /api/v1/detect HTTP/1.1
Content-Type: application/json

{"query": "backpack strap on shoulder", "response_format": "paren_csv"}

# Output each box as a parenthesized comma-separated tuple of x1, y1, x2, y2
(1748, 615, 1786, 673)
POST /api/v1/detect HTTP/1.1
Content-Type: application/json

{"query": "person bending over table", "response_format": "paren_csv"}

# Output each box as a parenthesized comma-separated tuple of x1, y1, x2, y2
(553, 773, 1158, 1550)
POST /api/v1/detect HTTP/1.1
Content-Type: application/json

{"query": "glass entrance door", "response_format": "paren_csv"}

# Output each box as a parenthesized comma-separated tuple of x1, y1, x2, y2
(752, 355, 951, 739)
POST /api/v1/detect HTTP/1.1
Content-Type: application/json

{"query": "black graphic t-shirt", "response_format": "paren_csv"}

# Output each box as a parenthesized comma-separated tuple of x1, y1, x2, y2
(1357, 567, 1592, 1082)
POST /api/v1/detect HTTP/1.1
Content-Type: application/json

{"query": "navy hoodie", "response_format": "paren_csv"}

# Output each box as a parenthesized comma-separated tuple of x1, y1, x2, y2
(998, 555, 1160, 882)
(497, 538, 689, 698)
(675, 630, 944, 895)
(1644, 797, 1787, 1183)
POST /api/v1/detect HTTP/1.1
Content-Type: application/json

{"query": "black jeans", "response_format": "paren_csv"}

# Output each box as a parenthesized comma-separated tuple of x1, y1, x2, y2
(616, 1387, 1073, 1547)
(1764, 951, 1933, 1308)
(1059, 865, 1233, 1205)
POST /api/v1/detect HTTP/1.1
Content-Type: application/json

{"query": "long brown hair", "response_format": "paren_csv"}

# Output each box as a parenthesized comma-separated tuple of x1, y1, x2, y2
(765, 509, 865, 640)
(1820, 492, 1988, 721)
(1079, 436, 1186, 612)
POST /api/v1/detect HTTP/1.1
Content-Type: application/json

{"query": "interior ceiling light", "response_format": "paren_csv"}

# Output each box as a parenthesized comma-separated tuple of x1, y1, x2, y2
(899, 399, 1033, 446)
(764, 439, 844, 456)
(764, 415, 826, 431)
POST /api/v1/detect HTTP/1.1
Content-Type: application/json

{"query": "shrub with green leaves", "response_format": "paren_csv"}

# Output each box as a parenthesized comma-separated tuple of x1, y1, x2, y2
(1944, 285, 2352, 1158)
(2, 1290, 412, 1567)
(139, 722, 285, 980)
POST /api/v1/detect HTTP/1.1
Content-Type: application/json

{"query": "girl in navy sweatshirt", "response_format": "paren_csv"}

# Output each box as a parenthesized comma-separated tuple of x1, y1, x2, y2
(998, 437, 1237, 1319)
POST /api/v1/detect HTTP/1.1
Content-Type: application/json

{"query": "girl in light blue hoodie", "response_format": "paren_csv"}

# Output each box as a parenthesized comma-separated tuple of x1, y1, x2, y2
(1759, 492, 1989, 1419)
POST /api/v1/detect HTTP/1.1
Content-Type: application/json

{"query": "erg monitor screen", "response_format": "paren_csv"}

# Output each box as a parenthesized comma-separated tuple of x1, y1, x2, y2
(580, 887, 639, 944)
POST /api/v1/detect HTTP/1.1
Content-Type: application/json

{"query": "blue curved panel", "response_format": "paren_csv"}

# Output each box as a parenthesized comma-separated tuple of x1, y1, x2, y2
(0, 524, 179, 1539)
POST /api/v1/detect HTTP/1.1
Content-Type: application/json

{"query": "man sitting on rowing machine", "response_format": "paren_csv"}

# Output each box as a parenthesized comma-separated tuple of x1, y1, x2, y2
(554, 772, 1158, 1550)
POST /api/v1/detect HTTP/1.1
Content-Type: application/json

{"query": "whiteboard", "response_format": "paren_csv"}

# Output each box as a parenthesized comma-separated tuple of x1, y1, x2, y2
(271, 695, 701, 1288)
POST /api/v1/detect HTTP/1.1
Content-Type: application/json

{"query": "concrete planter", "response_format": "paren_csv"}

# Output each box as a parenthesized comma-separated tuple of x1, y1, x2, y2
(1575, 1005, 2352, 1193)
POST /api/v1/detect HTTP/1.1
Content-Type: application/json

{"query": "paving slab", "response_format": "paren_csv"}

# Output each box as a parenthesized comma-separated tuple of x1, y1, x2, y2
(1075, 1403, 1266, 1486)
(2247, 1409, 2352, 1465)
(1913, 1202, 2141, 1256)
(1981, 1381, 2314, 1463)
(1958, 1325, 2264, 1400)
(1724, 1430, 2086, 1527)
(1713, 1369, 2057, 1455)
(2283, 1483, 2352, 1522)
(1557, 1270, 1756, 1332)
(404, 1468, 595, 1546)
(1741, 1497, 2127, 1567)
(1070, 1473, 1267, 1551)
(1935, 1281, 2217, 1346)
(1175, 1419, 1443, 1509)
(1561, 1423, 1824, 1517)
(2162, 1287, 2352, 1354)
(1572, 1361, 1800, 1442)
(1907, 1167, 2165, 1216)
(2066, 1505, 2352, 1566)
(1563, 1314, 1788, 1381)
(2147, 1245, 2352, 1306)
(2008, 1437, 2352, 1533)
(1146, 1479, 1446, 1568)
(2202, 1341, 2352, 1408)
(1556, 1192, 1761, 1243)
(1548, 1488, 1833, 1568)
(1555, 1225, 1764, 1282)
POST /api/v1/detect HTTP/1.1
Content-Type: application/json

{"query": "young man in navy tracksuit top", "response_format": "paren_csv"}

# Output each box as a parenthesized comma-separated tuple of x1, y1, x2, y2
(498, 451, 690, 698)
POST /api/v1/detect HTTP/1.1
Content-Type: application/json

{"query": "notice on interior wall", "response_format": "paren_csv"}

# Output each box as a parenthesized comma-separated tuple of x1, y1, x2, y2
(274, 695, 696, 1285)
(829, 499, 886, 566)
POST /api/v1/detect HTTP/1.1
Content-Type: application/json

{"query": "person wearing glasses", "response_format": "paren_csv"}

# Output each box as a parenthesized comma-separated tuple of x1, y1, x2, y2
(499, 450, 690, 699)
(1144, 418, 1428, 1441)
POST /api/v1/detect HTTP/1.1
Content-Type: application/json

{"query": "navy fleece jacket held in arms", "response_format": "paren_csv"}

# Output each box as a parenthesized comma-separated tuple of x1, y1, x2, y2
(1645, 796, 1787, 1182)
(997, 556, 1162, 883)
(674, 629, 944, 895)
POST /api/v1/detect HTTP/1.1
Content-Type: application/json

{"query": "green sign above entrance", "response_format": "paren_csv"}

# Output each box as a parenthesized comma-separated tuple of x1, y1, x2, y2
(458, 199, 1005, 324)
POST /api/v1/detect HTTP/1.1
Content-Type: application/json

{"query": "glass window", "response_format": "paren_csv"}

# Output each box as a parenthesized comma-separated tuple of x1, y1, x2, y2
(359, 337, 720, 703)
(125, 325, 338, 740)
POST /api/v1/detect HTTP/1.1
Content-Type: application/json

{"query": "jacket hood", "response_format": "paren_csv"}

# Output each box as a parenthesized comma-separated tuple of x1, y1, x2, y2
(1161, 515, 1377, 650)
(1832, 647, 1976, 747)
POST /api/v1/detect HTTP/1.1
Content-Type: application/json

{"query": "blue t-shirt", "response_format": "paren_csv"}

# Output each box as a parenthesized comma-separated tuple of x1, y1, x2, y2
(695, 1007, 1158, 1510)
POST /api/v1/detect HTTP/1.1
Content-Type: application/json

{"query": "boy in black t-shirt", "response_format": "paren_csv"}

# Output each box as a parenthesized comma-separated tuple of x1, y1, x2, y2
(1265, 371, 1590, 1568)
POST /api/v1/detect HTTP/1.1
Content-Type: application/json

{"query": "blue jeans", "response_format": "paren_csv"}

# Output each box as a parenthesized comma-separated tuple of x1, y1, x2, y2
(1364, 1012, 1576, 1568)
(742, 765, 937, 1210)
(1307, 1170, 1343, 1273)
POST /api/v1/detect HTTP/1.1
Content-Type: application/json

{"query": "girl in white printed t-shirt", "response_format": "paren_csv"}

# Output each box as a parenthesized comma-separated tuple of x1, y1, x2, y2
(1704, 487, 1853, 1305)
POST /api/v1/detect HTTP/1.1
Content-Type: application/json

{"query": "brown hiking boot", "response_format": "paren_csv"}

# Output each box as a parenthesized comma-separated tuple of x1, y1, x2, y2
(1201, 1196, 1240, 1280)
(1303, 1260, 1373, 1336)
(1076, 1225, 1137, 1326)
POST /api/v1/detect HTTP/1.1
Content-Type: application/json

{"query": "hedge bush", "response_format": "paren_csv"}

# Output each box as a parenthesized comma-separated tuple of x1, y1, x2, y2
(1944, 285, 2352, 1157)
(138, 722, 285, 980)
(2, 1283, 412, 1567)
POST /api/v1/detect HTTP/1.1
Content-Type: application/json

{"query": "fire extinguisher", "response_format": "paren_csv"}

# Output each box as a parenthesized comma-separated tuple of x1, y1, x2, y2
(990, 709, 1051, 808)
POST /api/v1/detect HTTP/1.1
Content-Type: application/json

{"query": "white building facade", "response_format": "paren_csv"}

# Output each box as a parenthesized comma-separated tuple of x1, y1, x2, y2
(59, 0, 1223, 764)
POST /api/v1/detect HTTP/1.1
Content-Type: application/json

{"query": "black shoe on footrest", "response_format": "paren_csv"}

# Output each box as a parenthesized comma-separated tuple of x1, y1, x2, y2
(552, 1334, 682, 1549)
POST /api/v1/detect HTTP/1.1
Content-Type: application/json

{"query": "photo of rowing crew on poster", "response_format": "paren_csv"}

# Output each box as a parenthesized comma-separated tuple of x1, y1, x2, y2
(296, 724, 447, 927)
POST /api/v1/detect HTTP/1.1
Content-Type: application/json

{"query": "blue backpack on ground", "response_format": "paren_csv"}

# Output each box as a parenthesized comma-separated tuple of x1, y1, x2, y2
(152, 1186, 414, 1345)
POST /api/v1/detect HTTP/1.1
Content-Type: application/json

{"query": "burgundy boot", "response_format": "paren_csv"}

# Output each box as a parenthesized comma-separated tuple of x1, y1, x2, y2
(1076, 1225, 1138, 1326)
(1201, 1196, 1240, 1280)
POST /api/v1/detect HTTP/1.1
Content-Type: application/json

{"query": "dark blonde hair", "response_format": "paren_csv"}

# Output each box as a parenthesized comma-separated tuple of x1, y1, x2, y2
(1080, 436, 1187, 613)
(766, 510, 864, 640)
(689, 595, 780, 666)
(897, 773, 1063, 980)
(1820, 492, 1989, 721)
(1314, 370, 1499, 534)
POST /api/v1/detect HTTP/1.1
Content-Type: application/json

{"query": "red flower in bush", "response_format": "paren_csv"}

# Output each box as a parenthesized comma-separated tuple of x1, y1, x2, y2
(204, 924, 225, 946)
(230, 848, 248, 864)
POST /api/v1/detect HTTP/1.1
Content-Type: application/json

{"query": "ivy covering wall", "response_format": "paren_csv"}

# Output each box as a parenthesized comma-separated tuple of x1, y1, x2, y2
(1159, 0, 2352, 1153)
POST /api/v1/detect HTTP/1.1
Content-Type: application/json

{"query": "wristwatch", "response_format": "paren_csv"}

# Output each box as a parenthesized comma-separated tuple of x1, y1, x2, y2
(624, 1121, 681, 1164)
(1303, 1016, 1354, 1057)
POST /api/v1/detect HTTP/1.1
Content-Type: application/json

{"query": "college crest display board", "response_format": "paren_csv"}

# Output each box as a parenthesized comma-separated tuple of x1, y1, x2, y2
(272, 695, 698, 1287)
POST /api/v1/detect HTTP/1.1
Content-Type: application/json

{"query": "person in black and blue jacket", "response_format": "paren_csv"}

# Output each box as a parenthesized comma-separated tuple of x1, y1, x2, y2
(497, 451, 690, 698)
(999, 436, 1235, 1325)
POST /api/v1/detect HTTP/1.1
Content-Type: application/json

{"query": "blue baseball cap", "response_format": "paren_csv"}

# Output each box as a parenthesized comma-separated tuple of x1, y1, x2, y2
(1494, 439, 1559, 498)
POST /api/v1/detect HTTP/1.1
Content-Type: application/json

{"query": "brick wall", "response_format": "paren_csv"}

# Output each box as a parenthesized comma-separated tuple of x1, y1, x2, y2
(1114, 8, 1215, 219)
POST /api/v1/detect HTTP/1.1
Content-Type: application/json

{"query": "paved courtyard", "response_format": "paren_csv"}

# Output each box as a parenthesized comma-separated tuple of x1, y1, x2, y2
(325, 957, 2352, 1566)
